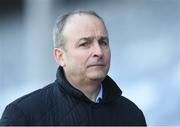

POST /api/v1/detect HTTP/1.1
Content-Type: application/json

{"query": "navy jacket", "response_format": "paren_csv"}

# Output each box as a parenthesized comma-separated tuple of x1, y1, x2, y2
(0, 66, 146, 126)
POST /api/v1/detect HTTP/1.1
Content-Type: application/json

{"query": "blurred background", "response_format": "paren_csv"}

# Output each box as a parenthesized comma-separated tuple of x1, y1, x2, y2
(0, 0, 179, 125)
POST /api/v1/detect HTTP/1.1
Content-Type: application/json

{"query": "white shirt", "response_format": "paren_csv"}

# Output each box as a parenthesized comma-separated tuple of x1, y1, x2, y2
(95, 84, 103, 103)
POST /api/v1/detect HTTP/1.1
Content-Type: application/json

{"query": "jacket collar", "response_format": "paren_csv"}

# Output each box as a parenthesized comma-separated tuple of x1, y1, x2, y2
(55, 66, 122, 103)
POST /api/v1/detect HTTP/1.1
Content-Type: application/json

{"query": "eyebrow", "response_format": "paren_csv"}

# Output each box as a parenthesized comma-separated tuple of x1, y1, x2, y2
(79, 37, 93, 42)
(99, 36, 109, 42)
(78, 36, 109, 42)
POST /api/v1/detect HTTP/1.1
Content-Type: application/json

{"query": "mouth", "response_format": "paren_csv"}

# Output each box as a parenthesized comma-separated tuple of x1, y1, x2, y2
(87, 64, 105, 68)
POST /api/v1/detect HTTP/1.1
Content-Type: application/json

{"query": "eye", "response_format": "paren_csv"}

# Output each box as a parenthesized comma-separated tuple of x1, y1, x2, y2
(99, 39, 109, 46)
(79, 41, 90, 47)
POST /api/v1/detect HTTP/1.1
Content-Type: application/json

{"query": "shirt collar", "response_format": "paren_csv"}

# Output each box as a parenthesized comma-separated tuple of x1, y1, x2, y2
(95, 84, 103, 103)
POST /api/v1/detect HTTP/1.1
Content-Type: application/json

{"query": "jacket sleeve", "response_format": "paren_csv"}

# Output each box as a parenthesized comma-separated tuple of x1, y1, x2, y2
(0, 103, 28, 126)
(138, 109, 147, 126)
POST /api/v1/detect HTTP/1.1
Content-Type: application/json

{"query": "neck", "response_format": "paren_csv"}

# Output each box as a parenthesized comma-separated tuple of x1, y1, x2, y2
(80, 81, 101, 102)
(67, 76, 102, 102)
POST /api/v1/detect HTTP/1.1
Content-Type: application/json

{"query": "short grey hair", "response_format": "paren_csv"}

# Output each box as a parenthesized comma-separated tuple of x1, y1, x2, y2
(52, 10, 107, 49)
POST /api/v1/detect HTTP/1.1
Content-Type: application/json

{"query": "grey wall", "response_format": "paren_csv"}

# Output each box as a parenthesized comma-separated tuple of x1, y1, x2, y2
(0, 0, 180, 125)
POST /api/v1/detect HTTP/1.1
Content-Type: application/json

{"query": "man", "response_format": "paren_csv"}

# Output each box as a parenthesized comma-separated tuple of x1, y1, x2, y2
(0, 10, 146, 126)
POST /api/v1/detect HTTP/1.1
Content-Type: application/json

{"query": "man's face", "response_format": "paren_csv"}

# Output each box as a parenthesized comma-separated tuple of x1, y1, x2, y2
(61, 14, 111, 84)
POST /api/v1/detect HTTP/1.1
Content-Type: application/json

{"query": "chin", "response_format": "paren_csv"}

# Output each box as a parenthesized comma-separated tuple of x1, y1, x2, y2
(88, 72, 107, 81)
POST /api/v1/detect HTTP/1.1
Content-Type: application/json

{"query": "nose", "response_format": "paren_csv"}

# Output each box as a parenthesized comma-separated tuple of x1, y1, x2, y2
(92, 43, 103, 58)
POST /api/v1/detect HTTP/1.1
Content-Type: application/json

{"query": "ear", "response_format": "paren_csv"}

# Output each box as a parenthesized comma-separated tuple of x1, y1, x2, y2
(54, 48, 65, 67)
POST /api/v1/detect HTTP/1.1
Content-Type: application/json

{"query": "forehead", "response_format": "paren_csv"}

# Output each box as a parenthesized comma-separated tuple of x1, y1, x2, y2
(62, 14, 108, 40)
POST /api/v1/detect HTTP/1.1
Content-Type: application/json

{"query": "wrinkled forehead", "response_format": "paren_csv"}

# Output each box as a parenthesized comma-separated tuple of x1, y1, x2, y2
(63, 14, 108, 39)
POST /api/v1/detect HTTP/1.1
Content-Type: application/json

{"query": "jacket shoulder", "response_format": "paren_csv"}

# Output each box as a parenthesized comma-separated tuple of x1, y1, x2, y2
(0, 82, 60, 125)
(116, 96, 146, 125)
(13, 83, 57, 109)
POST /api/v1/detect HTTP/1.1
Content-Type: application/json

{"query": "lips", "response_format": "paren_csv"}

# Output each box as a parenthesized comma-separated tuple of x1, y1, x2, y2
(87, 63, 105, 68)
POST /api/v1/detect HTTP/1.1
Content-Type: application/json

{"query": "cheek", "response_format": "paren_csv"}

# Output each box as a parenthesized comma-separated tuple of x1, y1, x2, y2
(109, 52, 111, 61)
(69, 52, 89, 66)
(105, 50, 111, 61)
(76, 53, 89, 65)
